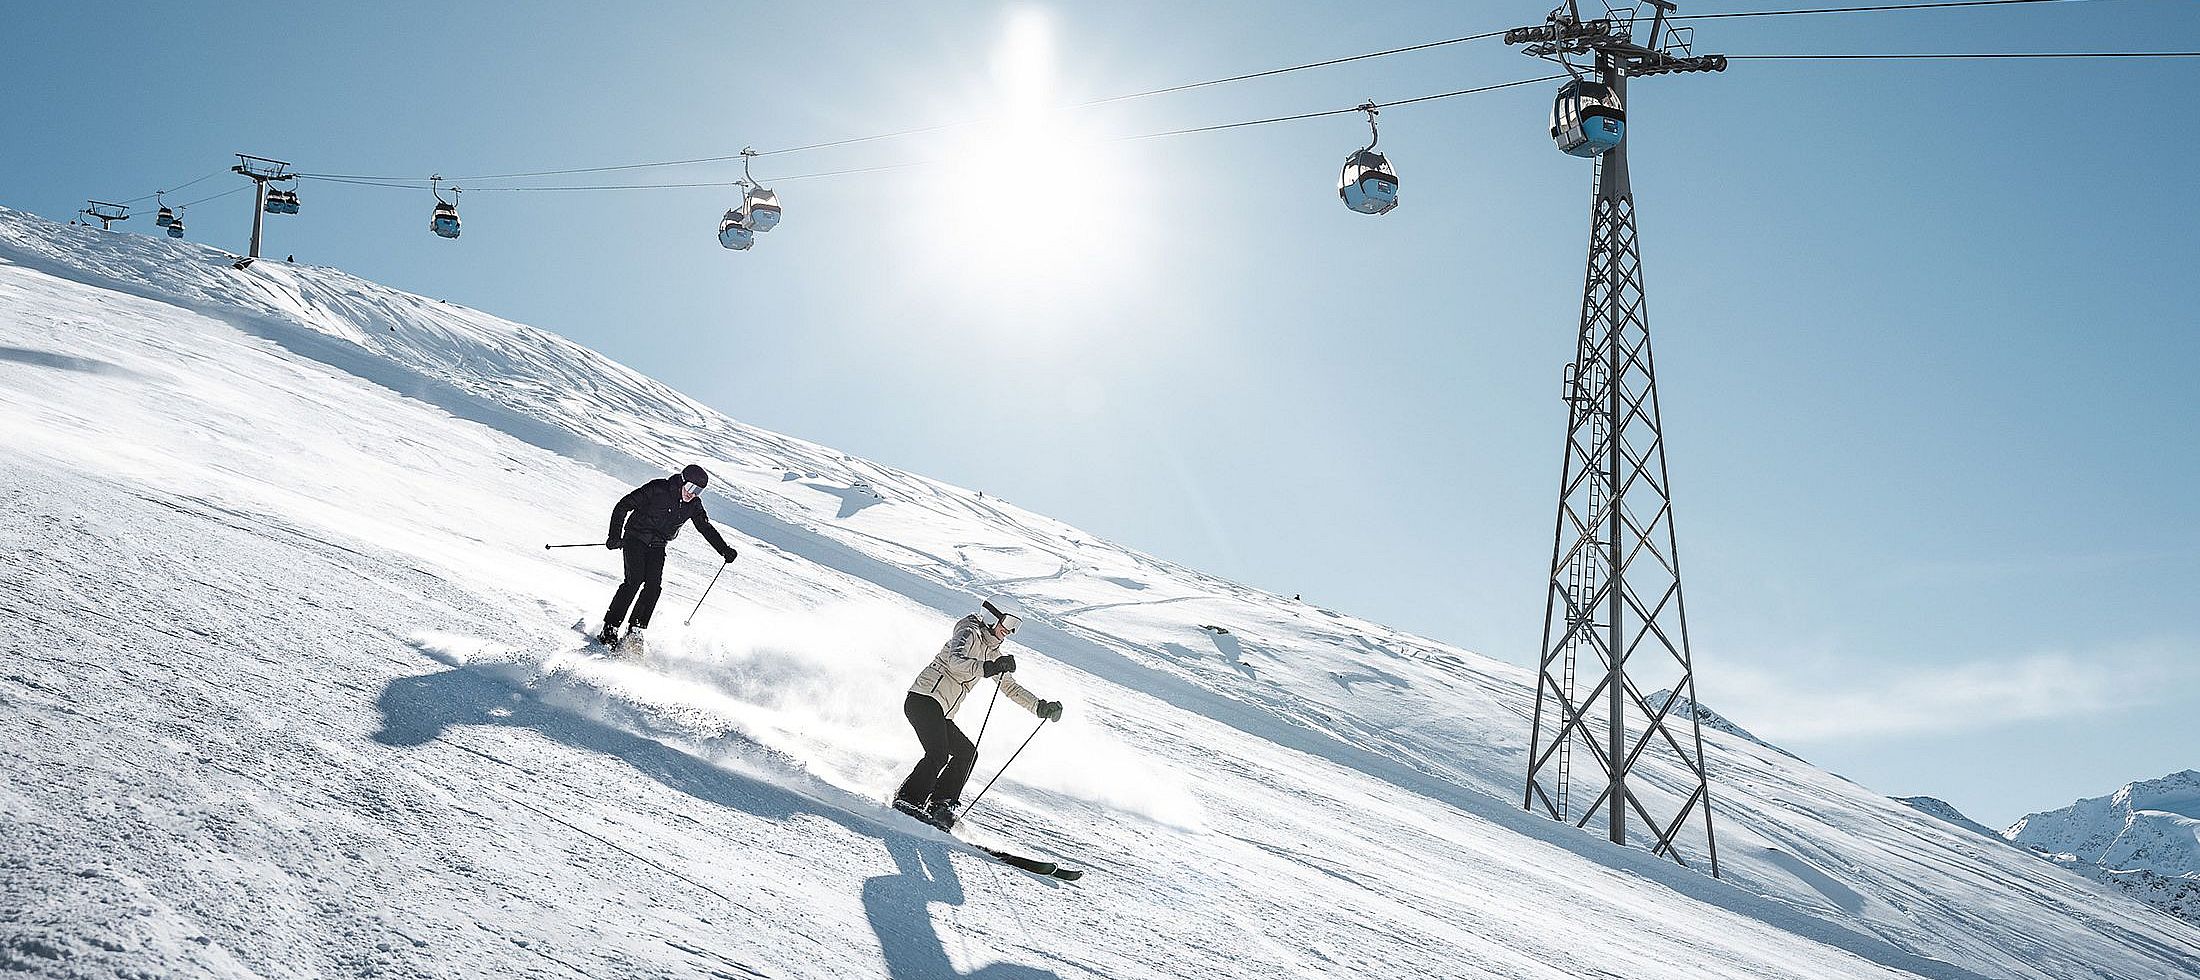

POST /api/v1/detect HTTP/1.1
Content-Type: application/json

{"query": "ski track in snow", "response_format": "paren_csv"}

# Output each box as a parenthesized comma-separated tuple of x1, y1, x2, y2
(2, 206, 2198, 979)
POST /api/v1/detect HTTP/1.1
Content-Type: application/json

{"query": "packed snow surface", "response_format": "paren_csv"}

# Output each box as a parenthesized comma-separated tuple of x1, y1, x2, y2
(3, 206, 2197, 978)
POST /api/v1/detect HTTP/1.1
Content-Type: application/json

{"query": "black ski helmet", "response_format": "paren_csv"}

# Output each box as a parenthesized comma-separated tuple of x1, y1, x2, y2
(680, 464, 710, 490)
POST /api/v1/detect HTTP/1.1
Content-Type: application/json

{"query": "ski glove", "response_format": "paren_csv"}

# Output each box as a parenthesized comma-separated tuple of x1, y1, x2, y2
(720, 546, 739, 563)
(983, 654, 1018, 678)
(606, 536, 624, 550)
(1037, 700, 1064, 722)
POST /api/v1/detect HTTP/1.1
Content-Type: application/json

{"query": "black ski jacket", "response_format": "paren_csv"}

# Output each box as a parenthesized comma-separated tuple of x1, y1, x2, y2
(609, 476, 736, 556)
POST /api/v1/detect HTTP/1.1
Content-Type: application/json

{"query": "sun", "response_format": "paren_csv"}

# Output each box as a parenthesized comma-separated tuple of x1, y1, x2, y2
(923, 9, 1136, 306)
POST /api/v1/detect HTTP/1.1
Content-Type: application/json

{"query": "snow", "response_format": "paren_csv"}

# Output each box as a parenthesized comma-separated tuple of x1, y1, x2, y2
(1895, 798, 2003, 842)
(1648, 689, 1798, 761)
(3, 205, 2198, 978)
(2005, 771, 2200, 927)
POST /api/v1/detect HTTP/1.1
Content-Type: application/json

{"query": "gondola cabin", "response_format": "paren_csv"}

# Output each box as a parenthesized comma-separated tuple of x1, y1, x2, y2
(166, 218, 185, 239)
(1338, 148, 1400, 215)
(430, 201, 461, 239)
(155, 206, 175, 227)
(743, 186, 781, 233)
(718, 208, 756, 250)
(1552, 79, 1625, 158)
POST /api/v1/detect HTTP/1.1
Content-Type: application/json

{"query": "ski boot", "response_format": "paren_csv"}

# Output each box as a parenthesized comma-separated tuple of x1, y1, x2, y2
(923, 799, 961, 832)
(596, 623, 622, 649)
(892, 798, 931, 825)
(620, 626, 647, 657)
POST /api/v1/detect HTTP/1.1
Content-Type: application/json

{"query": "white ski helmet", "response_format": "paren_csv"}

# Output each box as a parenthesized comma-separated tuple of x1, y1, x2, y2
(981, 598, 1023, 634)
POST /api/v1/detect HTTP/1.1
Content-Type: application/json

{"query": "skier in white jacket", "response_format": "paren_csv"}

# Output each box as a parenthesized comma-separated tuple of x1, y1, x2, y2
(894, 600, 1062, 830)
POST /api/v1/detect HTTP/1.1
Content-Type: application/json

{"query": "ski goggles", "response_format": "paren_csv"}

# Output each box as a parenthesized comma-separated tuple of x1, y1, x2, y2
(681, 481, 703, 498)
(982, 600, 1020, 634)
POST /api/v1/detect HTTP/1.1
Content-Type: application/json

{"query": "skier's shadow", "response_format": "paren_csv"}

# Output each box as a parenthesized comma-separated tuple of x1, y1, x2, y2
(862, 835, 1060, 980)
(0, 344, 141, 378)
(372, 664, 809, 823)
(373, 664, 1059, 979)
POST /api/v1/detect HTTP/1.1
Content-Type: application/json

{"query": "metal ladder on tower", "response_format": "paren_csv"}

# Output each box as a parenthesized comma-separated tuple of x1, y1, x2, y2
(1557, 364, 1608, 822)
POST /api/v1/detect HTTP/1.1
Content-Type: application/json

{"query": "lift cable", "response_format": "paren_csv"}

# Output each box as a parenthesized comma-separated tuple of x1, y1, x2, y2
(1732, 50, 2199, 58)
(1071, 30, 1514, 109)
(111, 169, 229, 207)
(285, 42, 2185, 198)
(1117, 74, 1567, 142)
(282, 0, 2095, 187)
(295, 74, 1568, 194)
(484, 160, 931, 192)
(305, 175, 446, 189)
(173, 185, 252, 209)
(1676, 0, 2088, 19)
(1073, 1, 2086, 107)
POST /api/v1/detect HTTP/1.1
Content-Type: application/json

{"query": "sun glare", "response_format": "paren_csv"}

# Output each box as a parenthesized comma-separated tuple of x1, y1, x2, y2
(995, 10, 1054, 109)
(924, 9, 1135, 308)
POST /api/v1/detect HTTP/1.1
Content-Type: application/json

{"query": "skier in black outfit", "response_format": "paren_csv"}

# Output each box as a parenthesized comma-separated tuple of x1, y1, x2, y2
(600, 464, 738, 653)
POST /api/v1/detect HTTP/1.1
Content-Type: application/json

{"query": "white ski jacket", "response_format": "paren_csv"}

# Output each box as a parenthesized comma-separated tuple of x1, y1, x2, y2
(909, 614, 1042, 718)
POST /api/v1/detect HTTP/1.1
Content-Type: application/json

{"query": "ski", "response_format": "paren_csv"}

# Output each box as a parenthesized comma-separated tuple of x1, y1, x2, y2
(981, 847, 1084, 882)
(888, 799, 1085, 882)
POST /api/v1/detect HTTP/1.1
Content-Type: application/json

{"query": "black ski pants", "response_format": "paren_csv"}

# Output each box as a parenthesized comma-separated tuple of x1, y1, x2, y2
(896, 692, 976, 807)
(605, 542, 669, 629)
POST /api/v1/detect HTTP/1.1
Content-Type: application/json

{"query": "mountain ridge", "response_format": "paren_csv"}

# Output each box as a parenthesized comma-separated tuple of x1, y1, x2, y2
(1896, 797, 2004, 841)
(2005, 769, 2200, 927)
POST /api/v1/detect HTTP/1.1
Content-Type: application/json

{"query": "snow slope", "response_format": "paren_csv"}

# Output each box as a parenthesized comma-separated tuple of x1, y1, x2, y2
(3, 205, 2197, 979)
(2006, 771, 2200, 928)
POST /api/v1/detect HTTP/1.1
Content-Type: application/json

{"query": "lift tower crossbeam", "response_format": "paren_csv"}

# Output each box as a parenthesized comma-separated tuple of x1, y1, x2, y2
(231, 153, 295, 259)
(1512, 0, 1724, 878)
(80, 201, 131, 231)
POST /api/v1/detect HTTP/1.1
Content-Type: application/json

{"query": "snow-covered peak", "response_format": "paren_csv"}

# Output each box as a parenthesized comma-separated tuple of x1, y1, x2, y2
(2122, 769, 2200, 819)
(1645, 688, 1794, 759)
(1895, 796, 2003, 840)
(2007, 769, 2200, 877)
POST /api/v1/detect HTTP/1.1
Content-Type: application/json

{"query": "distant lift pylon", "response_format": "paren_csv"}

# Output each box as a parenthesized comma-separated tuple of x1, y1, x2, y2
(79, 200, 131, 231)
(232, 153, 297, 258)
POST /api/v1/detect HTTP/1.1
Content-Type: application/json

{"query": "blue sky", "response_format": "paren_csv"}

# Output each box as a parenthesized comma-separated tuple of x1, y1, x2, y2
(6, 0, 2195, 826)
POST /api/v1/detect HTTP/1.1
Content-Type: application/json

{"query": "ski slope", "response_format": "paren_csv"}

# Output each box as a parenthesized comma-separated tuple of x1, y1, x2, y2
(3, 205, 2195, 979)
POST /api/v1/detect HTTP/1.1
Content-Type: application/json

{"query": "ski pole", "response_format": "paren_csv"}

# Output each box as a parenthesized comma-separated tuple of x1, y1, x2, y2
(684, 562, 728, 626)
(971, 683, 1002, 756)
(544, 542, 603, 549)
(960, 718, 1045, 823)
